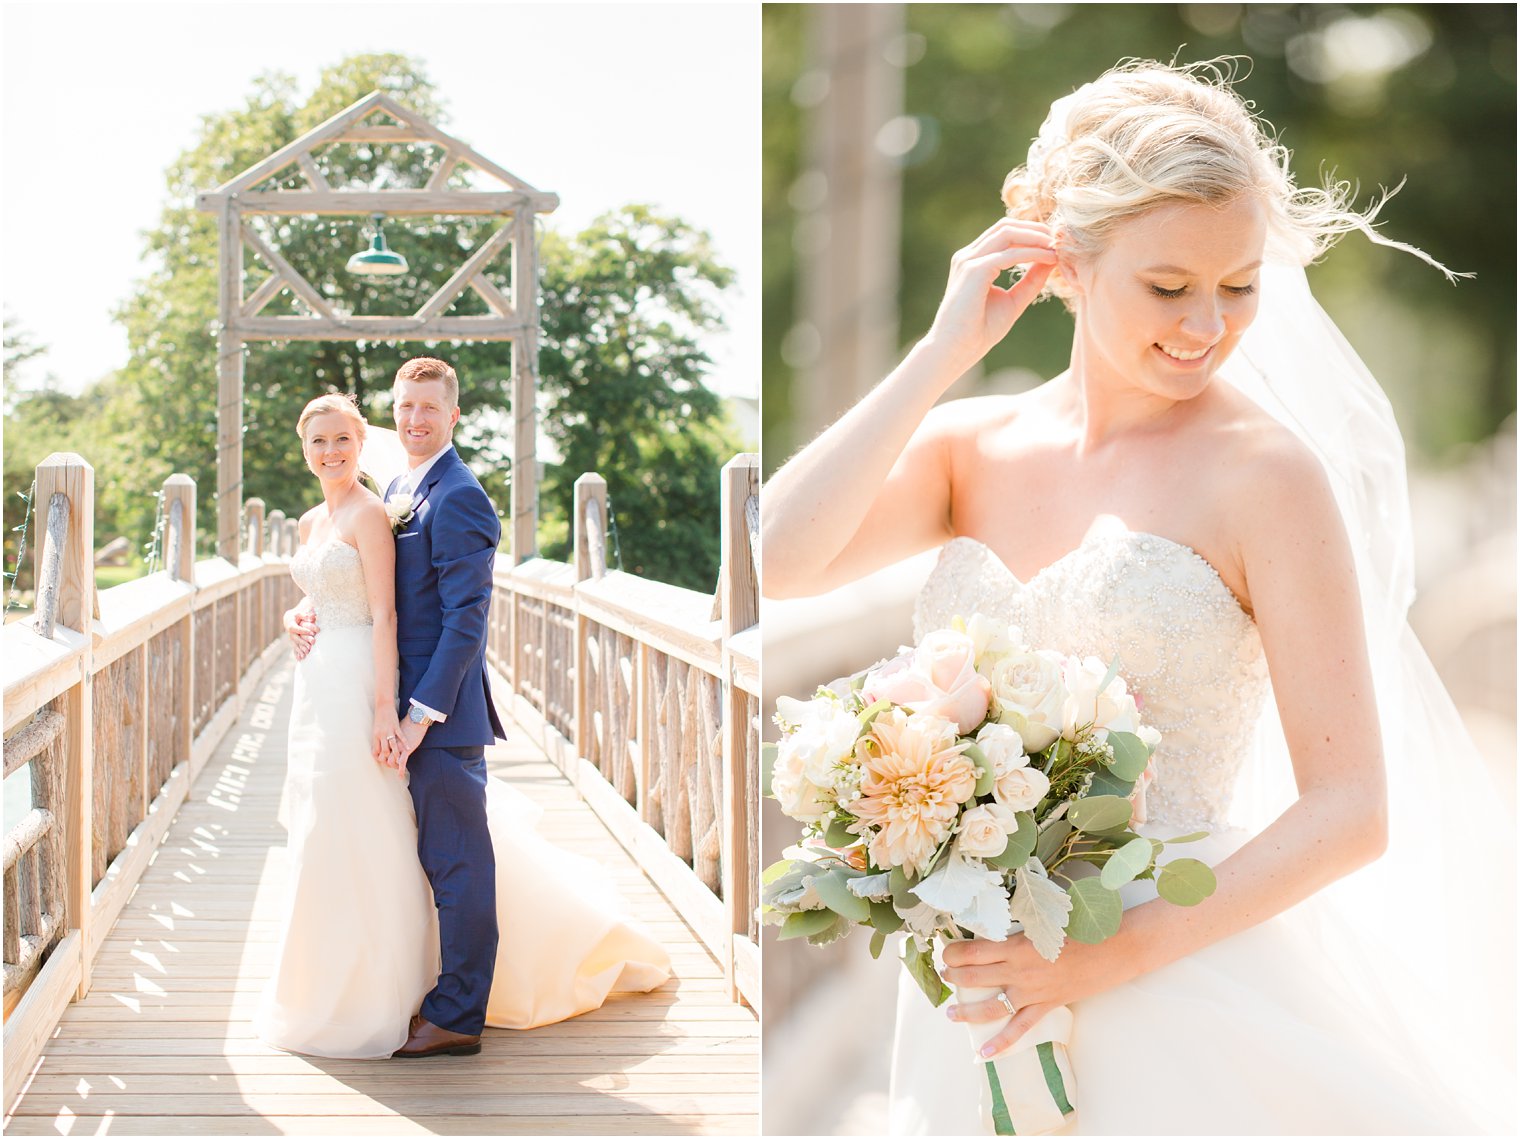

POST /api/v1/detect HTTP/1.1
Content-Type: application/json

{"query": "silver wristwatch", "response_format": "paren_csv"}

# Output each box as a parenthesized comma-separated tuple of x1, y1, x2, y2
(407, 705, 434, 728)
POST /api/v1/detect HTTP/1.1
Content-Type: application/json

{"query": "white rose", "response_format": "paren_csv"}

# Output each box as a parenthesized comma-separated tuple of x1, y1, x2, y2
(977, 723, 1050, 812)
(384, 492, 416, 528)
(984, 649, 1068, 752)
(1061, 656, 1142, 738)
(957, 802, 1020, 858)
(774, 694, 862, 786)
(770, 743, 833, 822)
(961, 613, 1021, 669)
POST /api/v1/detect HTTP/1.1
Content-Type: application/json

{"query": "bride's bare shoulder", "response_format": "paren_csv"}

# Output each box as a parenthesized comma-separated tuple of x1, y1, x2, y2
(1211, 392, 1342, 544)
(919, 391, 1032, 442)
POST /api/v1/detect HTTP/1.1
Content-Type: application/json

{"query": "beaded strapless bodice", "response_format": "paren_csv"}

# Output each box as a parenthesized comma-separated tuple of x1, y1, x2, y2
(915, 533, 1269, 831)
(290, 539, 372, 628)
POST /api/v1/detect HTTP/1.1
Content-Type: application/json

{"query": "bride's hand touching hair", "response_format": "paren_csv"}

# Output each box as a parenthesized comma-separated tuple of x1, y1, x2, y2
(924, 219, 1057, 373)
(761, 221, 1054, 600)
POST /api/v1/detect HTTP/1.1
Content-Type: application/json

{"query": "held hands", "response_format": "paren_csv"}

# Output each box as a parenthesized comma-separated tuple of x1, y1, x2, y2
(395, 716, 429, 765)
(925, 219, 1058, 373)
(940, 930, 1129, 1059)
(372, 706, 405, 773)
(284, 607, 319, 660)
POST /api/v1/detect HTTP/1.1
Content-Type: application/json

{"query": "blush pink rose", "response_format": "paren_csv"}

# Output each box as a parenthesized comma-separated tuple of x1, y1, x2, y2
(862, 629, 992, 735)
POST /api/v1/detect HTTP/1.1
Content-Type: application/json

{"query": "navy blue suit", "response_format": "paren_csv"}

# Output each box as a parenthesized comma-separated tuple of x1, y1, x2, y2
(388, 447, 505, 1035)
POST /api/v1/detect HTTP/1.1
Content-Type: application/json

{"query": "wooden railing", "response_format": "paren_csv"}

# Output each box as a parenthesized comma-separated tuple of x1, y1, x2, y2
(2, 454, 297, 1104)
(489, 454, 760, 1007)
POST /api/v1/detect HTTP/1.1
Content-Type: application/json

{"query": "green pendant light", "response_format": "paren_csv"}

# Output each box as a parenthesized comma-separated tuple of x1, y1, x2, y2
(346, 213, 408, 276)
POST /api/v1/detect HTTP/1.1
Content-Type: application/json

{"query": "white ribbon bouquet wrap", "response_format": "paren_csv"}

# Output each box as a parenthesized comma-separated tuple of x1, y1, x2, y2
(952, 989, 1076, 1136)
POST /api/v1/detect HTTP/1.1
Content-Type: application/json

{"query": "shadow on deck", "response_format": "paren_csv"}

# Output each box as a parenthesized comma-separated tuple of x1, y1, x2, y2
(4, 654, 758, 1136)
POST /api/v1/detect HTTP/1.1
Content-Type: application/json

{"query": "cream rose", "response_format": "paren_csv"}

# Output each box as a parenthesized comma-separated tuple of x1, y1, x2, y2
(957, 802, 1020, 858)
(976, 722, 1050, 812)
(862, 629, 991, 735)
(771, 743, 833, 822)
(774, 694, 862, 786)
(985, 648, 1067, 752)
(1061, 656, 1143, 738)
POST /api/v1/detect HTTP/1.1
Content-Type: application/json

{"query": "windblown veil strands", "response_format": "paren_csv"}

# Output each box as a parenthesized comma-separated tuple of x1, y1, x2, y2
(1218, 262, 1517, 1129)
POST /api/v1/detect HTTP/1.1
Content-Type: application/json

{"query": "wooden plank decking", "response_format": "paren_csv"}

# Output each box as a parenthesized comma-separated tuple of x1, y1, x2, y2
(4, 656, 759, 1135)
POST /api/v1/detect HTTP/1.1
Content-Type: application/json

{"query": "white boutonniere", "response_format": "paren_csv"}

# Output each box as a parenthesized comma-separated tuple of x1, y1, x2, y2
(385, 492, 416, 535)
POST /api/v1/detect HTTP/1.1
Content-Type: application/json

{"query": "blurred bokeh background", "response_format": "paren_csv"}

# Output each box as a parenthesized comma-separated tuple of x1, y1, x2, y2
(760, 5, 1516, 1133)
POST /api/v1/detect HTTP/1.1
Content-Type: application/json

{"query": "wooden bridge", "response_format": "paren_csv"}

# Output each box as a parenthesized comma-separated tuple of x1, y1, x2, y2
(2, 453, 760, 1134)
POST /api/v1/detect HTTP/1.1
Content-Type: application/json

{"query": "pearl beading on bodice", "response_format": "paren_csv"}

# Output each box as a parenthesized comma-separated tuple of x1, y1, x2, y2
(914, 533, 1270, 831)
(290, 539, 373, 629)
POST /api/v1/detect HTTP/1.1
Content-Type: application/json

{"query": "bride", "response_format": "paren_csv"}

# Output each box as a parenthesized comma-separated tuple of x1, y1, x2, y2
(255, 391, 671, 1059)
(762, 60, 1513, 1134)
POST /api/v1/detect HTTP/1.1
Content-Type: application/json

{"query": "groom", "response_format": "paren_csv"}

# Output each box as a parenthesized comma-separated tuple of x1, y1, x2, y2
(383, 356, 506, 1057)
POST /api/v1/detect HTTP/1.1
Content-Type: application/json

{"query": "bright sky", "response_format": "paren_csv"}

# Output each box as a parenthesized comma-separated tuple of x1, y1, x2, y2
(0, 1, 760, 399)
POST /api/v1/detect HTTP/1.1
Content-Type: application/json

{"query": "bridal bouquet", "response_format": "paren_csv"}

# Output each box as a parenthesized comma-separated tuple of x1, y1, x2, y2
(761, 616, 1217, 1136)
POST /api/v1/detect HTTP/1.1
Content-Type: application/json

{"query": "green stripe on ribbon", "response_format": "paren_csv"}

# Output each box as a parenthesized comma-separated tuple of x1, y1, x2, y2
(983, 1061, 1016, 1134)
(1037, 1042, 1075, 1116)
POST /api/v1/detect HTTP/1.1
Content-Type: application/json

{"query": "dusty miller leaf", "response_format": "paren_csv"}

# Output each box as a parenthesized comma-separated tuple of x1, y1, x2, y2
(1010, 860, 1073, 962)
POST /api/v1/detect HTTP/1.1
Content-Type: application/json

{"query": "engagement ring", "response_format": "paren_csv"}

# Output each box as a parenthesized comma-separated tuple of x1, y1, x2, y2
(995, 990, 1016, 1016)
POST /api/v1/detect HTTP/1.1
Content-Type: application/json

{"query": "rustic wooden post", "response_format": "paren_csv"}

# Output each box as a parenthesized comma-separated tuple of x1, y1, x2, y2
(32, 454, 95, 999)
(242, 499, 265, 678)
(719, 454, 759, 1000)
(511, 209, 540, 565)
(244, 498, 265, 556)
(571, 474, 607, 765)
(283, 518, 298, 556)
(162, 475, 197, 584)
(266, 509, 287, 557)
(573, 474, 608, 582)
(215, 202, 245, 564)
(162, 475, 197, 784)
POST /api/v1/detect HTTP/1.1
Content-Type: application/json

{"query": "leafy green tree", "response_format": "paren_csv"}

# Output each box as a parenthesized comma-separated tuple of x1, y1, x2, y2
(537, 207, 741, 590)
(107, 53, 738, 585)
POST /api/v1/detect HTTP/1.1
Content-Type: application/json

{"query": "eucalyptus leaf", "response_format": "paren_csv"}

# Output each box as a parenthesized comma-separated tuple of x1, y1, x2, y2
(1089, 768, 1137, 800)
(1160, 830, 1210, 844)
(1099, 836, 1155, 890)
(1156, 858, 1218, 906)
(869, 928, 887, 959)
(870, 899, 905, 934)
(986, 813, 1038, 869)
(761, 741, 778, 797)
(1068, 795, 1133, 833)
(824, 815, 855, 848)
(1106, 732, 1151, 780)
(964, 743, 996, 797)
(889, 866, 917, 910)
(778, 908, 837, 940)
(1066, 877, 1123, 944)
(902, 939, 951, 1006)
(813, 868, 872, 922)
(1035, 818, 1073, 865)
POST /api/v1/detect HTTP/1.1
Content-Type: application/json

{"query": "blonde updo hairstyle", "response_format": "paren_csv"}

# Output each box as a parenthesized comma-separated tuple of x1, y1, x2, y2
(297, 392, 368, 445)
(1003, 58, 1454, 308)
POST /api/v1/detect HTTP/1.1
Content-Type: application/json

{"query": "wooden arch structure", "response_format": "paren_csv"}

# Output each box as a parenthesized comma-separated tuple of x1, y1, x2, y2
(195, 91, 558, 563)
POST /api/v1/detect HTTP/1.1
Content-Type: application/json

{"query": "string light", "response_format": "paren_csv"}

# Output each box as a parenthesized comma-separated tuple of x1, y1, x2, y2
(4, 479, 36, 613)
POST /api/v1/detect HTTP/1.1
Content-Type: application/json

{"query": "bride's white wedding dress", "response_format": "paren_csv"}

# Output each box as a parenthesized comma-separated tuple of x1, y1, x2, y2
(255, 538, 672, 1059)
(889, 531, 1482, 1135)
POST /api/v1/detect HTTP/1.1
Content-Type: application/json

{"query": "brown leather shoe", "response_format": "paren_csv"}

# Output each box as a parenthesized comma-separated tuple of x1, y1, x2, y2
(392, 1013, 482, 1058)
